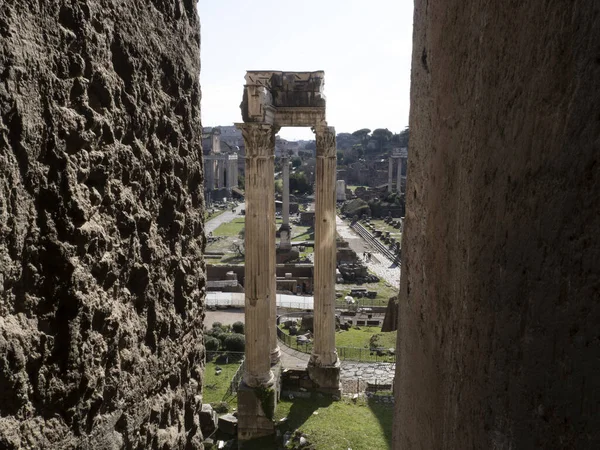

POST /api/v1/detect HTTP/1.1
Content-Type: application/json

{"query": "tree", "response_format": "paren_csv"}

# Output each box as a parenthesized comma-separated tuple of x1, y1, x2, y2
(304, 141, 316, 151)
(291, 156, 302, 168)
(289, 171, 313, 195)
(352, 144, 365, 160)
(394, 127, 409, 147)
(336, 151, 344, 165)
(372, 128, 393, 151)
(351, 128, 371, 142)
(336, 132, 359, 150)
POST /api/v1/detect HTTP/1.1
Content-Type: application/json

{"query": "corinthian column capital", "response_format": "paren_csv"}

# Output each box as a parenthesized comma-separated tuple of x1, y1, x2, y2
(237, 123, 279, 158)
(314, 126, 336, 158)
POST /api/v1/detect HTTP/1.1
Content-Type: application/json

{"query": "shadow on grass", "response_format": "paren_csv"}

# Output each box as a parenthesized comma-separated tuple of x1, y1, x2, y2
(366, 397, 394, 449)
(284, 396, 333, 431)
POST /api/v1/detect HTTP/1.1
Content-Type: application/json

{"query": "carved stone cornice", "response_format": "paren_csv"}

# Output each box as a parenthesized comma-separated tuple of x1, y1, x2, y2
(315, 126, 336, 158)
(236, 123, 278, 158)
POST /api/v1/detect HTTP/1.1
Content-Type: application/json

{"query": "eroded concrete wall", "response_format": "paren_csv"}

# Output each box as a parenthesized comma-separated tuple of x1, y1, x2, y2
(394, 2, 599, 449)
(0, 1, 205, 448)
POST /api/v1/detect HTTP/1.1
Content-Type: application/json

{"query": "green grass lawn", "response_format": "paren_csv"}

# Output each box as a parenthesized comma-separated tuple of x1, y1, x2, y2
(241, 397, 393, 450)
(371, 330, 397, 349)
(335, 326, 381, 348)
(203, 360, 242, 407)
(274, 397, 393, 450)
(212, 217, 245, 237)
(335, 277, 398, 308)
(280, 324, 396, 354)
(203, 356, 393, 449)
(291, 225, 313, 241)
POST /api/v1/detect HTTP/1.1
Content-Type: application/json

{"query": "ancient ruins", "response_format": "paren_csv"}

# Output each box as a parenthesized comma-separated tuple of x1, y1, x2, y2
(236, 71, 340, 440)
(387, 149, 407, 194)
(1, 1, 598, 449)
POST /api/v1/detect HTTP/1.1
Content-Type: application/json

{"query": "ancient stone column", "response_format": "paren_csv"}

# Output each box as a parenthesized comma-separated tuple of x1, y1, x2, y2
(231, 155, 238, 191)
(269, 156, 281, 365)
(279, 156, 292, 250)
(220, 158, 226, 189)
(396, 157, 402, 194)
(238, 123, 276, 386)
(236, 123, 277, 439)
(308, 125, 340, 393)
(388, 157, 394, 192)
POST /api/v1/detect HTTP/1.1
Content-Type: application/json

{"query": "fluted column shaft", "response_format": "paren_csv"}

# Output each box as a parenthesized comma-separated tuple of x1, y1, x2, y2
(238, 123, 277, 387)
(396, 157, 402, 193)
(388, 157, 394, 192)
(310, 126, 338, 367)
(282, 156, 290, 227)
(269, 154, 280, 364)
(220, 159, 226, 188)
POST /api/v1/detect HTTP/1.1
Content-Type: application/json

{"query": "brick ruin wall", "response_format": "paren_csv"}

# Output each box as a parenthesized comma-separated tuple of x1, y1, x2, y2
(0, 1, 206, 448)
(395, 1, 600, 449)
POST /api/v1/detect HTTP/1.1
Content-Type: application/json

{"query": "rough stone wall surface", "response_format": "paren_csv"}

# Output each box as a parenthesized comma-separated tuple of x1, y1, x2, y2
(0, 1, 205, 448)
(394, 2, 599, 449)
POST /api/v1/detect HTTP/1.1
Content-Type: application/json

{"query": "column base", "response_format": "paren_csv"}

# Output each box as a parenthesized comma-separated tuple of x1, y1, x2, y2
(307, 359, 341, 396)
(237, 377, 278, 442)
(278, 225, 292, 251)
(270, 346, 281, 365)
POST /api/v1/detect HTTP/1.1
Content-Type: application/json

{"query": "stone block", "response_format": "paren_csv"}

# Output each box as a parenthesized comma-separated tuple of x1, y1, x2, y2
(307, 364, 341, 396)
(199, 404, 218, 437)
(237, 381, 276, 441)
(217, 413, 238, 436)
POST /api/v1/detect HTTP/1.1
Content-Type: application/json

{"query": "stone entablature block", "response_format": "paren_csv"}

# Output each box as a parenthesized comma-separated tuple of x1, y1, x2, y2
(241, 71, 326, 127)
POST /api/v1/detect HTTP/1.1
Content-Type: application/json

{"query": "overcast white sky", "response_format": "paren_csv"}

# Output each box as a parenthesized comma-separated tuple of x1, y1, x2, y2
(197, 0, 413, 140)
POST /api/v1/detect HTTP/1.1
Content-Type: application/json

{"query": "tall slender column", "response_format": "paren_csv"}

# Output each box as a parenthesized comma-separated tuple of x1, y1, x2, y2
(396, 157, 402, 193)
(282, 156, 290, 227)
(220, 159, 226, 189)
(269, 155, 280, 364)
(388, 157, 394, 192)
(215, 159, 219, 189)
(279, 156, 292, 250)
(308, 125, 340, 393)
(238, 123, 276, 388)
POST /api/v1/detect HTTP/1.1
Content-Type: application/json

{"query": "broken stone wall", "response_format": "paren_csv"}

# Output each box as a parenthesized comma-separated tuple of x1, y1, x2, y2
(0, 0, 205, 448)
(394, 2, 599, 449)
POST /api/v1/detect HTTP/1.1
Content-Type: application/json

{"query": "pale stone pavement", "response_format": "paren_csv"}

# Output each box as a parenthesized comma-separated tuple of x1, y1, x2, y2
(336, 215, 401, 288)
(279, 343, 395, 388)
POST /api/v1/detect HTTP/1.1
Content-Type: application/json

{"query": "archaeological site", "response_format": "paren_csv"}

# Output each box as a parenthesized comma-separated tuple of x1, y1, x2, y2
(0, 0, 598, 449)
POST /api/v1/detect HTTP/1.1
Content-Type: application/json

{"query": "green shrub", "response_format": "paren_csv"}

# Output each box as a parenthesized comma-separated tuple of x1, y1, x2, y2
(224, 333, 245, 352)
(232, 321, 245, 334)
(205, 336, 220, 351)
(212, 322, 223, 329)
(217, 332, 229, 346)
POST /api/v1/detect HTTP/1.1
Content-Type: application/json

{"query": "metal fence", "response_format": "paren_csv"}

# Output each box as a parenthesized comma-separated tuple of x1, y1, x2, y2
(206, 292, 314, 310)
(276, 327, 396, 363)
(225, 358, 245, 399)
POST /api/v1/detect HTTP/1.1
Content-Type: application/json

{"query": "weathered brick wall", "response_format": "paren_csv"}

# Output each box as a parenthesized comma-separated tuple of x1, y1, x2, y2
(394, 2, 600, 449)
(0, 1, 205, 448)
